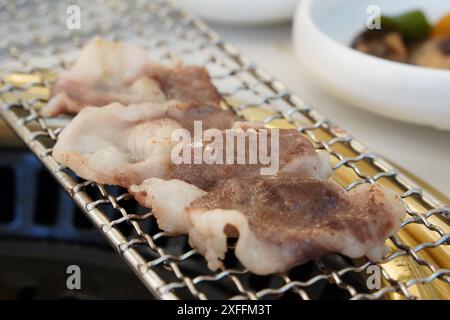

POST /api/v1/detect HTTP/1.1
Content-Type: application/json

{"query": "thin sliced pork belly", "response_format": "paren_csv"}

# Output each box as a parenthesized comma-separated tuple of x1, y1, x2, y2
(41, 37, 223, 117)
(187, 178, 405, 274)
(148, 64, 222, 108)
(130, 177, 405, 275)
(52, 100, 242, 187)
(167, 103, 239, 133)
(53, 101, 183, 187)
(170, 124, 332, 190)
(42, 37, 166, 117)
(130, 178, 206, 234)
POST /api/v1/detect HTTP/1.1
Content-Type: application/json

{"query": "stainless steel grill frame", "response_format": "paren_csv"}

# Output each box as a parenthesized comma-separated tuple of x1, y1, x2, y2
(0, 0, 449, 300)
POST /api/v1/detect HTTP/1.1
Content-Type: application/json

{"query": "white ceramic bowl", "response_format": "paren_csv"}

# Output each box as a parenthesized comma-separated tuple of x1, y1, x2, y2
(174, 0, 300, 24)
(293, 0, 450, 130)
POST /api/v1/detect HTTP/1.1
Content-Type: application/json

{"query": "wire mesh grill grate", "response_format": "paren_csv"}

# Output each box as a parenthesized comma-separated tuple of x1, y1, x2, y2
(0, 0, 449, 300)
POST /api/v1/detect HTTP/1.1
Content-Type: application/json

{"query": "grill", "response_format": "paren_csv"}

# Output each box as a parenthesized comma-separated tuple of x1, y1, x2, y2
(0, 149, 154, 299)
(0, 0, 449, 300)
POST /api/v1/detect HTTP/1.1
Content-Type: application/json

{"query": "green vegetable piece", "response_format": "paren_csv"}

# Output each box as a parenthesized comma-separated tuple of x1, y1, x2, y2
(381, 10, 431, 42)
(380, 16, 398, 31)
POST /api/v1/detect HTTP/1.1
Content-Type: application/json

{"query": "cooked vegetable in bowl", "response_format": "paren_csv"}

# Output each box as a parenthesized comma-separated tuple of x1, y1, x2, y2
(352, 10, 450, 70)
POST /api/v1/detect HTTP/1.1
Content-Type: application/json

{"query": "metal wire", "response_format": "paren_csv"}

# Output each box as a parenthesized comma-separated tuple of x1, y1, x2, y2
(0, 0, 449, 300)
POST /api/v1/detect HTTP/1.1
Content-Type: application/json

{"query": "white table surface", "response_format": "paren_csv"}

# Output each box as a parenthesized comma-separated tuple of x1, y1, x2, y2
(210, 22, 450, 198)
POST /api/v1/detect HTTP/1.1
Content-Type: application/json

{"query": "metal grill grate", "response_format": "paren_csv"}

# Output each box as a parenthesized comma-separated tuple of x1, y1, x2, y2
(0, 0, 449, 300)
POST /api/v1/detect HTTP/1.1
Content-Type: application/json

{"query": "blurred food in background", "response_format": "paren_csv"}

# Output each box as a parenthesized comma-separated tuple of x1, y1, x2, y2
(292, 0, 450, 130)
(352, 10, 450, 70)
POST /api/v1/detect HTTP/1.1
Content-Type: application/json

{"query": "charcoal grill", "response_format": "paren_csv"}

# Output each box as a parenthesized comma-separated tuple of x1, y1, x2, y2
(0, 0, 449, 300)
